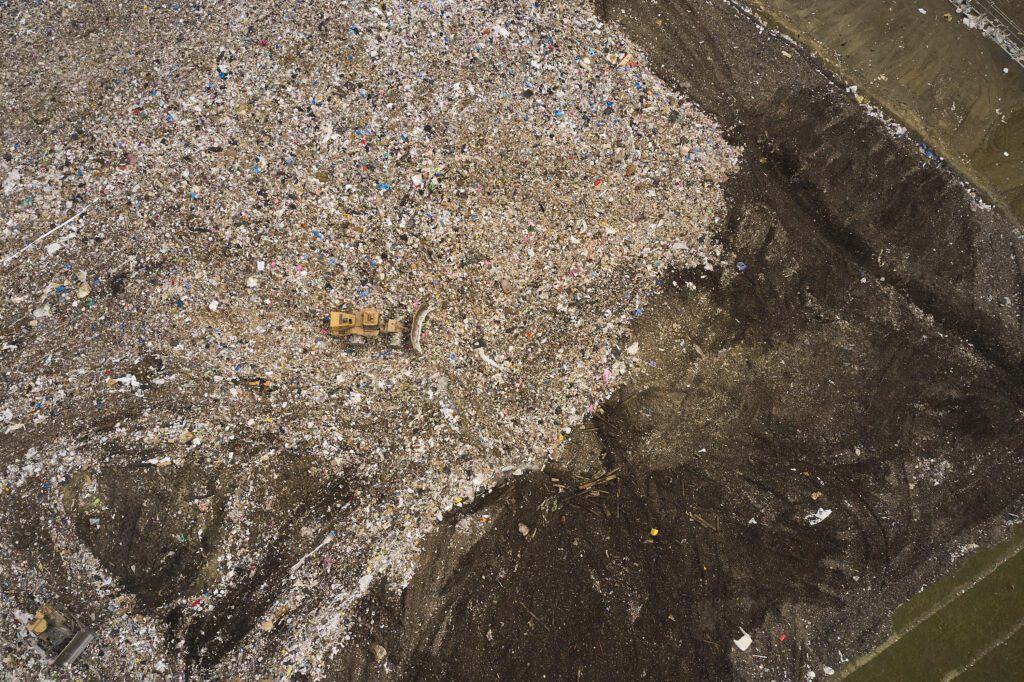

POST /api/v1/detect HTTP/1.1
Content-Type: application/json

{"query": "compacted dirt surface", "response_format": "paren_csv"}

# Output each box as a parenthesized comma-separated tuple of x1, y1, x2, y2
(325, 1, 1024, 681)
(2, 1, 1022, 680)
(747, 0, 1024, 220)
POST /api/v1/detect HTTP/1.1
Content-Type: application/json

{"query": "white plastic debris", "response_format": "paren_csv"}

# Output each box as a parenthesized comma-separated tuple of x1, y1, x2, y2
(115, 375, 141, 389)
(806, 508, 833, 526)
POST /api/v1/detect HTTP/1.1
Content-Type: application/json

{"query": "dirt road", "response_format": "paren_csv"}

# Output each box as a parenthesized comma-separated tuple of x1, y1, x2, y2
(749, 0, 1024, 221)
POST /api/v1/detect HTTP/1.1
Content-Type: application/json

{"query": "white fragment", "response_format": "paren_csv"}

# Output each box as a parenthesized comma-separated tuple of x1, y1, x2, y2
(115, 374, 141, 389)
(358, 574, 373, 593)
(806, 508, 833, 526)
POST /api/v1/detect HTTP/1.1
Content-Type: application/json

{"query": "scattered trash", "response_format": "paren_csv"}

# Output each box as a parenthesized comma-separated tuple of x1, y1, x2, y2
(137, 456, 173, 468)
(476, 347, 509, 374)
(114, 375, 141, 390)
(953, 1, 1024, 69)
(518, 522, 531, 538)
(0, 201, 96, 267)
(918, 143, 942, 162)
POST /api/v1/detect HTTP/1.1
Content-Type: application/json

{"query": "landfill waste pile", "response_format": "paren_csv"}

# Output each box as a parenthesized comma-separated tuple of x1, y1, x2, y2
(0, 0, 737, 678)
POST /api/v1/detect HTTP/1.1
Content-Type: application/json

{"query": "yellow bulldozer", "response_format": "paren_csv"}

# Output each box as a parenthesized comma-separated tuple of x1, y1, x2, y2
(329, 307, 405, 347)
(25, 603, 94, 667)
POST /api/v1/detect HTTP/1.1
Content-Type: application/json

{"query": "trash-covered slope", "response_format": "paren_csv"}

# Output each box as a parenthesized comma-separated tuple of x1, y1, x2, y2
(0, 1, 736, 678)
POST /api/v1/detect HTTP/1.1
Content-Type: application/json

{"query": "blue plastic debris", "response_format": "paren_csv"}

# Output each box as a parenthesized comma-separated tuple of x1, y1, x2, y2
(736, 262, 747, 272)
(918, 143, 941, 162)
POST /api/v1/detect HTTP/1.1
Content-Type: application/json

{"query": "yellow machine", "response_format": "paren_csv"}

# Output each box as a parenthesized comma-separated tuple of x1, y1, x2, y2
(330, 307, 404, 347)
(25, 603, 94, 667)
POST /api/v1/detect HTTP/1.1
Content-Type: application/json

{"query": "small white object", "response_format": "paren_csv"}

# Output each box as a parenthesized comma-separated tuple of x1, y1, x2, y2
(823, 666, 835, 676)
(209, 300, 219, 312)
(358, 574, 373, 593)
(46, 242, 62, 256)
(626, 342, 639, 355)
(806, 508, 833, 525)
(734, 627, 753, 651)
(246, 276, 258, 288)
(918, 8, 927, 14)
(476, 347, 508, 373)
(257, 260, 265, 271)
(115, 374, 141, 389)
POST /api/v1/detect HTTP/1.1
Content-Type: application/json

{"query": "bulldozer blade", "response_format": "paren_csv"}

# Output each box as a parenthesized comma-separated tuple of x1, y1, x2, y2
(411, 303, 433, 355)
(52, 630, 94, 667)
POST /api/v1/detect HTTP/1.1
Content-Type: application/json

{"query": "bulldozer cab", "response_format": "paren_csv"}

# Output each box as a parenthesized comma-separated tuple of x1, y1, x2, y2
(329, 307, 405, 347)
(330, 308, 381, 335)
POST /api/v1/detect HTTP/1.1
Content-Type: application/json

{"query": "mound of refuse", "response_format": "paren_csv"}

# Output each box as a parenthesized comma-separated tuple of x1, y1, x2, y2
(0, 0, 736, 677)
